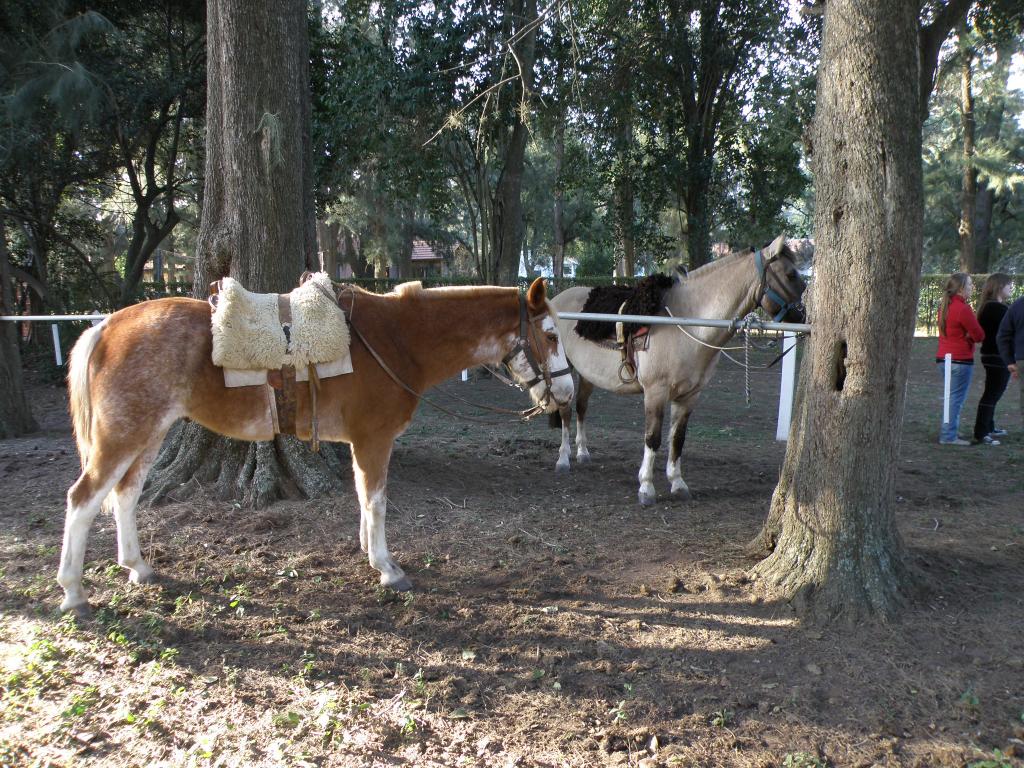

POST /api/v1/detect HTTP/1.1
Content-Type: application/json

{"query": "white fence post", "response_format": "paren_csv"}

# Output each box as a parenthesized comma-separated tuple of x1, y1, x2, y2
(51, 323, 63, 367)
(776, 331, 797, 441)
(942, 353, 951, 424)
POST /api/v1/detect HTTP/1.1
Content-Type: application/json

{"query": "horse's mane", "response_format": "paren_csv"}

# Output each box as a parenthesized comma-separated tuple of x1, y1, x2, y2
(394, 281, 423, 296)
(685, 246, 755, 281)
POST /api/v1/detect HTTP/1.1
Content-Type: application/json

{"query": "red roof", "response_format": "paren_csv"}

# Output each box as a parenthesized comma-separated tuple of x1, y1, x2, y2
(411, 239, 442, 261)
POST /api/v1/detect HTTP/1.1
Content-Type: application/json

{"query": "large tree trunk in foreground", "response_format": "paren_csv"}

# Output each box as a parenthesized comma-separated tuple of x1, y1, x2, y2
(146, 0, 342, 507)
(750, 0, 922, 623)
(0, 217, 38, 438)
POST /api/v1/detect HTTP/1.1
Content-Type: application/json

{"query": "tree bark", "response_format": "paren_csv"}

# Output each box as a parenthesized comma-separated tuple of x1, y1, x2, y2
(146, 0, 344, 507)
(612, 55, 635, 279)
(750, 0, 922, 623)
(488, 0, 538, 285)
(552, 116, 566, 279)
(0, 216, 38, 438)
(958, 32, 980, 273)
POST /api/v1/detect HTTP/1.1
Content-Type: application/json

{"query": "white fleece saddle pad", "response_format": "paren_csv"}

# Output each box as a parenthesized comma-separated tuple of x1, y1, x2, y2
(210, 272, 352, 383)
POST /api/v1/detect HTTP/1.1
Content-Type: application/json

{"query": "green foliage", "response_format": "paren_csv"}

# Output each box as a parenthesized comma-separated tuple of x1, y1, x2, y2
(922, 31, 1024, 273)
(782, 753, 828, 768)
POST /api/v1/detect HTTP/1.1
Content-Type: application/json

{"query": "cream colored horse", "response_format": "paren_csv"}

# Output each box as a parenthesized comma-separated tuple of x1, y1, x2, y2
(550, 236, 806, 504)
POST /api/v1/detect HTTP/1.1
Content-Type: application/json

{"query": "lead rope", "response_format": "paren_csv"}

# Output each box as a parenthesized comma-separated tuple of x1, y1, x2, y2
(744, 317, 752, 406)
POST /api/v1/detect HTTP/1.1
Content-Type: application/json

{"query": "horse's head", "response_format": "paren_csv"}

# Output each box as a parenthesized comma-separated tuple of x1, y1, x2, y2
(502, 278, 574, 413)
(755, 235, 807, 323)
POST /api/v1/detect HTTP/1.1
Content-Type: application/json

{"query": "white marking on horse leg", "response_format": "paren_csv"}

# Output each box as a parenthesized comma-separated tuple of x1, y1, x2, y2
(556, 408, 571, 473)
(58, 463, 128, 614)
(575, 420, 591, 463)
(111, 475, 154, 585)
(359, 508, 368, 553)
(638, 446, 657, 506)
(667, 455, 690, 498)
(363, 488, 410, 590)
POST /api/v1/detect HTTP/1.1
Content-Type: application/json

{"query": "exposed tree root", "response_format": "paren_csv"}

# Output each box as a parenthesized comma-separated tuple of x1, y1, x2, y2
(145, 420, 348, 508)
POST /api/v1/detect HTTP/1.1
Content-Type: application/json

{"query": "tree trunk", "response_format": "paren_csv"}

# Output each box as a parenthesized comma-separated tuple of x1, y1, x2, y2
(613, 166, 635, 278)
(958, 34, 980, 273)
(552, 116, 566, 279)
(318, 219, 340, 279)
(146, 0, 344, 508)
(0, 216, 38, 438)
(750, 0, 922, 623)
(488, 0, 538, 285)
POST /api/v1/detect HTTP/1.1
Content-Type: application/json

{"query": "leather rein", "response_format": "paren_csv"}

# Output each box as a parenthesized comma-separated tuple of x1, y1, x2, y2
(336, 285, 567, 423)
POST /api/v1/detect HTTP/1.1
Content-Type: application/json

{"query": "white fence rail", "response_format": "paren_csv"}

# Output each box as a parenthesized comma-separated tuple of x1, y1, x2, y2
(4, 311, 809, 442)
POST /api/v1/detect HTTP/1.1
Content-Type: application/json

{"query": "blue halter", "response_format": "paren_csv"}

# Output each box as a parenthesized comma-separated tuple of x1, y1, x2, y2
(754, 248, 803, 322)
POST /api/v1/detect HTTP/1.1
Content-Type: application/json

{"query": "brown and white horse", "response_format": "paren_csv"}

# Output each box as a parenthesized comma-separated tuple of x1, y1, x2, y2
(550, 236, 807, 504)
(58, 278, 573, 616)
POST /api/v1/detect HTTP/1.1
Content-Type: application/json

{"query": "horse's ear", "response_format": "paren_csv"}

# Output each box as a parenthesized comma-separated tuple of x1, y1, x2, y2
(767, 234, 787, 256)
(526, 277, 548, 310)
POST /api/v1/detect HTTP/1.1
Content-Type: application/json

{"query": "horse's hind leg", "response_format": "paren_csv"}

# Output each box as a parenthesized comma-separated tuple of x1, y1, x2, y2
(350, 437, 411, 591)
(58, 452, 135, 617)
(575, 376, 594, 464)
(110, 440, 166, 585)
(666, 399, 693, 501)
(638, 387, 667, 506)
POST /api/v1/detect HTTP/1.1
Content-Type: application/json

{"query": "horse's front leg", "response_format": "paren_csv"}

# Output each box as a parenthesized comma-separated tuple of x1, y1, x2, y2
(575, 376, 594, 464)
(666, 399, 693, 500)
(555, 404, 572, 473)
(638, 388, 667, 506)
(350, 437, 411, 591)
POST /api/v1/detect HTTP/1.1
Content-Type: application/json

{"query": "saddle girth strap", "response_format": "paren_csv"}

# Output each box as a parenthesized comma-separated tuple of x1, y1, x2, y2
(266, 363, 322, 452)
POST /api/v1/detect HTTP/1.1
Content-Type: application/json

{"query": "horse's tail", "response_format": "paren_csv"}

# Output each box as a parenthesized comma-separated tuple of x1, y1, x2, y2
(68, 322, 105, 469)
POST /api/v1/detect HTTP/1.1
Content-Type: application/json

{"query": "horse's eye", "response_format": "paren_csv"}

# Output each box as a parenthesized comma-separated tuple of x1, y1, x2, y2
(545, 333, 559, 344)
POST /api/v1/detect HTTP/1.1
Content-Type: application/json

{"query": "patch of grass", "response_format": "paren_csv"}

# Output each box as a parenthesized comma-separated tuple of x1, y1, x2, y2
(710, 708, 733, 728)
(62, 685, 100, 720)
(4, 637, 66, 700)
(782, 753, 828, 768)
(959, 687, 980, 712)
(608, 700, 629, 723)
(967, 752, 1014, 768)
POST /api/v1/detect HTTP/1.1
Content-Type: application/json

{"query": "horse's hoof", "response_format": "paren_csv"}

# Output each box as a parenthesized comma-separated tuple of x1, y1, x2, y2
(388, 576, 413, 592)
(638, 491, 657, 506)
(577, 453, 592, 464)
(61, 602, 92, 622)
(555, 462, 570, 474)
(671, 485, 692, 501)
(130, 569, 158, 585)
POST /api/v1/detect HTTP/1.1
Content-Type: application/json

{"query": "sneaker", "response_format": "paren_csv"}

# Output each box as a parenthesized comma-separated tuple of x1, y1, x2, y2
(977, 435, 1001, 446)
(989, 429, 1008, 437)
(939, 438, 971, 446)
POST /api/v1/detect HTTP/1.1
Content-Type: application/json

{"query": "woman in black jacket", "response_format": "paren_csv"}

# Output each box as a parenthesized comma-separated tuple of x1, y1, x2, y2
(973, 273, 1014, 444)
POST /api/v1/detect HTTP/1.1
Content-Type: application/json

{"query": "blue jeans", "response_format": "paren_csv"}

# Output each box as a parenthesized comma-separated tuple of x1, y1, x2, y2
(937, 361, 974, 442)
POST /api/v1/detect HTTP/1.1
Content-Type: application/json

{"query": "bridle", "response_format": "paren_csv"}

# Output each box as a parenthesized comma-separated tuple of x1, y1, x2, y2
(497, 292, 572, 413)
(754, 248, 805, 322)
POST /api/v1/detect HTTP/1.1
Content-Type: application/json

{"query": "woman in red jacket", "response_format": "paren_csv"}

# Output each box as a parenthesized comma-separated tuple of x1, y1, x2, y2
(936, 273, 984, 445)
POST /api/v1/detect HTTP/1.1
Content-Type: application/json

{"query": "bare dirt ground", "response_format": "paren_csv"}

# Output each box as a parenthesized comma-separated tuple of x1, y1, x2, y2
(2, 337, 1023, 768)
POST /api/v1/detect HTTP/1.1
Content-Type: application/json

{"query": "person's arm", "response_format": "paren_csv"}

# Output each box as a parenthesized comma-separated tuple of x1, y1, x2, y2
(997, 308, 1018, 378)
(962, 302, 985, 344)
